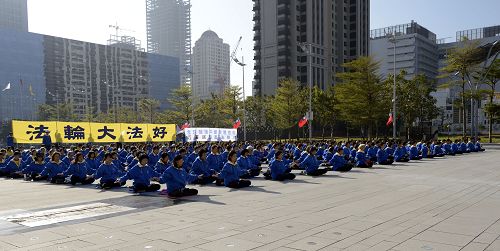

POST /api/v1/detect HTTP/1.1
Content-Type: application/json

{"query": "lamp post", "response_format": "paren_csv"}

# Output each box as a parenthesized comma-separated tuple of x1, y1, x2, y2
(299, 42, 313, 142)
(233, 55, 247, 142)
(475, 40, 500, 141)
(389, 33, 399, 139)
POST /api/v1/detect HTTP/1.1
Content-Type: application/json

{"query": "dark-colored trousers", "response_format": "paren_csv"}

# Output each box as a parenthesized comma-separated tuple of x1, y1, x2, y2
(306, 169, 328, 176)
(133, 183, 161, 193)
(227, 179, 251, 188)
(168, 188, 198, 198)
(191, 176, 216, 185)
(379, 159, 394, 165)
(50, 175, 66, 184)
(70, 175, 95, 185)
(335, 163, 354, 172)
(100, 180, 125, 189)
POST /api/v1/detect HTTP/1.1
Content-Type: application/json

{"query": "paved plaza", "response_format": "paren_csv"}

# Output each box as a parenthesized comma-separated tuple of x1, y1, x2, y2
(0, 147, 499, 251)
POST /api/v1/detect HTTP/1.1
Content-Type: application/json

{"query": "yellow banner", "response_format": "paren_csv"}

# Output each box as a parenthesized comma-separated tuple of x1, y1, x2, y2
(12, 121, 177, 144)
(119, 123, 150, 143)
(147, 124, 176, 142)
(55, 122, 92, 144)
(12, 121, 58, 144)
(89, 123, 122, 143)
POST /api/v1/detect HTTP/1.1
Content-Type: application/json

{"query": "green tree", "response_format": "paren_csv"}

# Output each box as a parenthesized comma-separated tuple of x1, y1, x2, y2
(195, 93, 227, 127)
(222, 86, 243, 123)
(440, 39, 482, 139)
(245, 95, 269, 140)
(269, 78, 306, 139)
(37, 103, 78, 121)
(166, 85, 195, 125)
(138, 98, 161, 123)
(479, 59, 500, 143)
(312, 86, 337, 139)
(335, 57, 390, 138)
(387, 73, 440, 139)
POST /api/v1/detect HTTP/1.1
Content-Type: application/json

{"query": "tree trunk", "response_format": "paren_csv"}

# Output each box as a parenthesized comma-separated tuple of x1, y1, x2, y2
(321, 126, 325, 141)
(489, 87, 494, 143)
(461, 80, 467, 140)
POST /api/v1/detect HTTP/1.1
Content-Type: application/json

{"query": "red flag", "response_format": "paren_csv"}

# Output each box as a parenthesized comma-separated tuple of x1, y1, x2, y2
(233, 118, 241, 129)
(180, 122, 190, 130)
(386, 113, 394, 127)
(298, 116, 308, 128)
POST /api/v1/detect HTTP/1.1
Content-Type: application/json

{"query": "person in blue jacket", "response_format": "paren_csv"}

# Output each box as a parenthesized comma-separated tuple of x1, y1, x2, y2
(237, 149, 261, 177)
(207, 146, 223, 172)
(6, 132, 14, 148)
(119, 154, 161, 193)
(467, 140, 477, 153)
(323, 147, 335, 163)
(190, 149, 218, 185)
(160, 155, 199, 198)
(23, 152, 47, 181)
(39, 152, 67, 184)
(85, 151, 99, 175)
(42, 131, 52, 148)
(421, 143, 432, 158)
(220, 150, 251, 188)
(451, 140, 460, 154)
(460, 141, 469, 153)
(330, 148, 353, 172)
(409, 143, 422, 160)
(355, 144, 373, 168)
(300, 147, 328, 176)
(394, 143, 410, 162)
(64, 152, 95, 185)
(433, 142, 445, 157)
(377, 143, 394, 165)
(264, 151, 296, 181)
(93, 153, 124, 189)
(148, 146, 161, 166)
(475, 139, 485, 152)
(0, 151, 24, 178)
(366, 143, 378, 162)
(154, 153, 171, 174)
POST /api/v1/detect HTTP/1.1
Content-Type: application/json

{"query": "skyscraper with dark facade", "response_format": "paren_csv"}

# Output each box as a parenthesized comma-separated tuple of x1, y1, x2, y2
(0, 0, 28, 32)
(252, 0, 370, 96)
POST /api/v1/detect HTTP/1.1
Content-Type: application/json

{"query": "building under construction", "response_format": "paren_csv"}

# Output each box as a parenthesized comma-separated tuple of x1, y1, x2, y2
(146, 0, 192, 85)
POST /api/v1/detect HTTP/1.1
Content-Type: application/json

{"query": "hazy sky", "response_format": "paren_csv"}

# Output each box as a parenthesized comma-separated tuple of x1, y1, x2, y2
(28, 0, 500, 97)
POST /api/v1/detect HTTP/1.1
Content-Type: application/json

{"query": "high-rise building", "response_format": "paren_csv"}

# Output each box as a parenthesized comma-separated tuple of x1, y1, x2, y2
(370, 21, 439, 80)
(0, 0, 28, 32)
(192, 30, 230, 100)
(0, 29, 180, 122)
(252, 0, 370, 96)
(432, 25, 500, 134)
(146, 0, 192, 85)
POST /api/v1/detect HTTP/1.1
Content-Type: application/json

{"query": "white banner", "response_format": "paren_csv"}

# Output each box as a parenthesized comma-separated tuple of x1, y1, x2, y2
(184, 128, 238, 142)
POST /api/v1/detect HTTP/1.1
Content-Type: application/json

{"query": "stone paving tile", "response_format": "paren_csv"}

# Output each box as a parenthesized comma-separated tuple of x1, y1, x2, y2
(0, 148, 498, 250)
(412, 230, 475, 247)
(393, 239, 462, 251)
(196, 237, 262, 251)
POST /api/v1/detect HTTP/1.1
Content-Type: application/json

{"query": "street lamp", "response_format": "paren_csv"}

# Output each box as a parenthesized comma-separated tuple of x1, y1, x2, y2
(233, 55, 247, 142)
(299, 42, 313, 142)
(474, 40, 500, 141)
(389, 33, 399, 139)
(184, 67, 196, 127)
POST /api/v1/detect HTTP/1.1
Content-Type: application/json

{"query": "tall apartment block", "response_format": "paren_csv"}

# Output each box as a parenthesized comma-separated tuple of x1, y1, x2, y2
(252, 0, 370, 96)
(370, 21, 439, 80)
(192, 31, 231, 100)
(146, 0, 192, 85)
(0, 0, 28, 31)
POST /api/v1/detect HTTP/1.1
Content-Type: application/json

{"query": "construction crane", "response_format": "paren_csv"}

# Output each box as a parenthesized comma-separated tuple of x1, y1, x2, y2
(109, 22, 135, 38)
(231, 36, 245, 66)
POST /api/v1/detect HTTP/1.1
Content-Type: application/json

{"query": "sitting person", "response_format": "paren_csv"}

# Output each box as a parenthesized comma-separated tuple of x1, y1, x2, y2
(22, 152, 47, 181)
(409, 143, 422, 160)
(160, 155, 200, 198)
(433, 142, 445, 157)
(119, 154, 161, 193)
(377, 143, 394, 165)
(394, 143, 410, 162)
(220, 150, 251, 188)
(154, 152, 171, 174)
(366, 143, 379, 162)
(264, 151, 296, 181)
(355, 144, 373, 168)
(330, 148, 354, 172)
(237, 149, 261, 178)
(94, 153, 124, 189)
(39, 152, 68, 184)
(64, 152, 95, 185)
(300, 147, 328, 176)
(190, 149, 218, 185)
(0, 151, 25, 179)
(475, 139, 485, 152)
(421, 143, 433, 158)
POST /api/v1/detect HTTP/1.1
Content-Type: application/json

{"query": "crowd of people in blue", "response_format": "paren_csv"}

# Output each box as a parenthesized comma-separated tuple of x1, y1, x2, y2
(0, 133, 486, 198)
